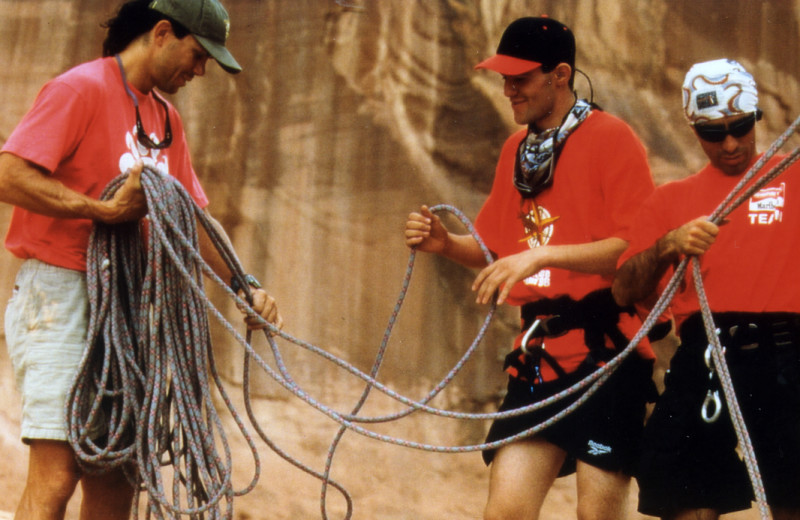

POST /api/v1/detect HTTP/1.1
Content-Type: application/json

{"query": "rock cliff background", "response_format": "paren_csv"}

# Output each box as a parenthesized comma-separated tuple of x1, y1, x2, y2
(1, 0, 799, 518)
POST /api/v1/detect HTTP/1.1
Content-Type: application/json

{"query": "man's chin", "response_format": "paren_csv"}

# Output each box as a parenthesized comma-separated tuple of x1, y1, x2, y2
(719, 163, 748, 176)
(156, 82, 180, 95)
(716, 155, 750, 176)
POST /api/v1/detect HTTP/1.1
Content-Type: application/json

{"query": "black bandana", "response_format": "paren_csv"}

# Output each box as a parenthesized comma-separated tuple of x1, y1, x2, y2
(513, 99, 592, 198)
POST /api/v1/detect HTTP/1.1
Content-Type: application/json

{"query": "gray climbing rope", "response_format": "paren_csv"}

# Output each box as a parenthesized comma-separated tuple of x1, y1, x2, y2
(67, 108, 800, 518)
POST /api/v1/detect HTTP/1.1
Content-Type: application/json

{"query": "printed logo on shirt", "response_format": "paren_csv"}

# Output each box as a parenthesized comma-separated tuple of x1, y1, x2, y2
(118, 124, 171, 177)
(524, 269, 551, 288)
(748, 183, 784, 225)
(520, 201, 558, 288)
(520, 201, 560, 248)
(587, 440, 612, 456)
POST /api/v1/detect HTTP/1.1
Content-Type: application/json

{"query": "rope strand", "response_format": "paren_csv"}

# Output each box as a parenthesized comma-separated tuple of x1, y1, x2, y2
(67, 110, 800, 517)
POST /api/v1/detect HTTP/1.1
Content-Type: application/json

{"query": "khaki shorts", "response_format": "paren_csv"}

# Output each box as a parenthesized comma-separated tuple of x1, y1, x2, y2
(4, 259, 89, 442)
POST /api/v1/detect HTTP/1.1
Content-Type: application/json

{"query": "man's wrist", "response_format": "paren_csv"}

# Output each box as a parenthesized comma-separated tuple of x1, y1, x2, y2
(655, 232, 679, 264)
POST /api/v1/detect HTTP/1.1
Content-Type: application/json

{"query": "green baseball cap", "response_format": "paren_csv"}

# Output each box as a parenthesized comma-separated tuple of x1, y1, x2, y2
(149, 0, 242, 74)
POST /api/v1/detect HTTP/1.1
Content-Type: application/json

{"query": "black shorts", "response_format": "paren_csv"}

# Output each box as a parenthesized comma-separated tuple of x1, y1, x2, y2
(483, 353, 656, 477)
(637, 312, 800, 517)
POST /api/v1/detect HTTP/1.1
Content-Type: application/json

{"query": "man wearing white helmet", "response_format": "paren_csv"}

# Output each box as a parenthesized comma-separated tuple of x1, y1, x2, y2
(613, 59, 800, 520)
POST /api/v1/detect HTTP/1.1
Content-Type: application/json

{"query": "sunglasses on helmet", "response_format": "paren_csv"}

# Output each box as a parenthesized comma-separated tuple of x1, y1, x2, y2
(692, 110, 762, 143)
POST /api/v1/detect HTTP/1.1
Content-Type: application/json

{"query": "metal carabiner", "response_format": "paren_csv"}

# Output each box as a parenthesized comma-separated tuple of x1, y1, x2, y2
(704, 334, 724, 372)
(702, 339, 725, 423)
(704, 343, 714, 371)
(701, 389, 722, 423)
(521, 319, 542, 355)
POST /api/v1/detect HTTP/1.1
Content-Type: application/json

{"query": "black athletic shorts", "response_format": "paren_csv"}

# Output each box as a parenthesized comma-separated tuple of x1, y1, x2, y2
(637, 312, 800, 517)
(482, 352, 656, 477)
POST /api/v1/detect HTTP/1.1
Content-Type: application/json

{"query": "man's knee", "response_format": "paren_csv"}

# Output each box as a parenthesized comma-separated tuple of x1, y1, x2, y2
(576, 501, 627, 520)
(18, 465, 80, 518)
(484, 501, 536, 520)
(37, 469, 80, 501)
(575, 463, 630, 520)
(24, 440, 81, 506)
(483, 439, 566, 520)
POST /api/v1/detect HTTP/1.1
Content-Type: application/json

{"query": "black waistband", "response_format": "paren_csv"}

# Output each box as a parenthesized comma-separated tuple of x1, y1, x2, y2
(680, 311, 800, 350)
(520, 288, 634, 338)
(518, 288, 639, 367)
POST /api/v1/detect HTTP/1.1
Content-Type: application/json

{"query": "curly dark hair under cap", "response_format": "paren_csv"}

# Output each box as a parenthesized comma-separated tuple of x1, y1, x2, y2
(102, 0, 190, 57)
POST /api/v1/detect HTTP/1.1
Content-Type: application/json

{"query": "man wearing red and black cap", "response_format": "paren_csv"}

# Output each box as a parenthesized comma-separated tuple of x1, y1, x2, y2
(405, 16, 657, 520)
(0, 1, 281, 518)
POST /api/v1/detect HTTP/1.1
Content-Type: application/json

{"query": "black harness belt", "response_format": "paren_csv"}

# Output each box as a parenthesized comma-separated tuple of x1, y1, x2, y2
(679, 311, 800, 351)
(505, 288, 637, 382)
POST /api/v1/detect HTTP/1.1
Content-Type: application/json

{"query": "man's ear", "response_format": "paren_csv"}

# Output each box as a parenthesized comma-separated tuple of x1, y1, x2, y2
(553, 63, 572, 86)
(151, 19, 174, 47)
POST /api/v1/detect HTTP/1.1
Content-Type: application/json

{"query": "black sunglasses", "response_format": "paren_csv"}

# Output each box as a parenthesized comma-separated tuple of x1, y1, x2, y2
(115, 54, 173, 150)
(132, 94, 173, 150)
(693, 111, 761, 143)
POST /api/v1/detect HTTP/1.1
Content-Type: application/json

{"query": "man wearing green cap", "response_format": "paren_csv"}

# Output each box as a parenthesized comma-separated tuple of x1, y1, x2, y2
(0, 1, 280, 518)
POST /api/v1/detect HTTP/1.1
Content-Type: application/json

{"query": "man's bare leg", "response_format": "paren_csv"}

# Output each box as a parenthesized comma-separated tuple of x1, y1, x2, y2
(484, 438, 566, 520)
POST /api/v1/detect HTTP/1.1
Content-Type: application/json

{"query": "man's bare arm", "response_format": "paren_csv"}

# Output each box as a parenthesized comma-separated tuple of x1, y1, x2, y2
(473, 237, 627, 305)
(405, 205, 489, 268)
(612, 217, 719, 306)
(0, 152, 146, 223)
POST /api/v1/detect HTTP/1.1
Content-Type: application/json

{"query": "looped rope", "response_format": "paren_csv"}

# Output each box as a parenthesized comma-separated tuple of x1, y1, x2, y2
(67, 108, 800, 518)
(65, 170, 649, 519)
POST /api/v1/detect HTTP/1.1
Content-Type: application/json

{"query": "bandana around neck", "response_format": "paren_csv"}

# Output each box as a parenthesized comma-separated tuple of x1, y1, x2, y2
(514, 98, 592, 198)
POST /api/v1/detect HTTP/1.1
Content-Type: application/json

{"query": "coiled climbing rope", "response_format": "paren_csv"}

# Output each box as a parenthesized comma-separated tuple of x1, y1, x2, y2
(66, 109, 800, 519)
(67, 167, 263, 518)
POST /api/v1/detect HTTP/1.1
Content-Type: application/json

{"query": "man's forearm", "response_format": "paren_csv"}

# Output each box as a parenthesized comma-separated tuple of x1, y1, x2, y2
(441, 233, 492, 268)
(0, 153, 145, 223)
(542, 237, 627, 277)
(612, 236, 677, 306)
(0, 154, 105, 219)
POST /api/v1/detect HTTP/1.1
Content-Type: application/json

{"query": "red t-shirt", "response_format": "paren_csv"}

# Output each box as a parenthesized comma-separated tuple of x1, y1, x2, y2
(475, 110, 656, 379)
(620, 154, 800, 330)
(2, 57, 209, 272)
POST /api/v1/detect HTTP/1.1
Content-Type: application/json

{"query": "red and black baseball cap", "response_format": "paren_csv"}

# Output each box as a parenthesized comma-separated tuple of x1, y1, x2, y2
(475, 16, 575, 75)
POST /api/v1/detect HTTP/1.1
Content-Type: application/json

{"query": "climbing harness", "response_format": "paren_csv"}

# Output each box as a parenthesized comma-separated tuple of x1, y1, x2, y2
(65, 109, 800, 520)
(502, 288, 640, 398)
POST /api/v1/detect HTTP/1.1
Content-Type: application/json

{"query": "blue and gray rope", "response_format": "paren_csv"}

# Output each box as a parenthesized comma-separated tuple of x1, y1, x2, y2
(66, 113, 800, 518)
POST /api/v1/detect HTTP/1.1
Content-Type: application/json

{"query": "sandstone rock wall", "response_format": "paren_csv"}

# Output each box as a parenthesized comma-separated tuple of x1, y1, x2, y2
(1, 0, 799, 407)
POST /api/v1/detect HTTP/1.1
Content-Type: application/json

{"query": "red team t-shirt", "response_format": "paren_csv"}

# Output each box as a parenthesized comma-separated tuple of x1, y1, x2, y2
(475, 110, 656, 379)
(619, 154, 800, 330)
(2, 57, 209, 272)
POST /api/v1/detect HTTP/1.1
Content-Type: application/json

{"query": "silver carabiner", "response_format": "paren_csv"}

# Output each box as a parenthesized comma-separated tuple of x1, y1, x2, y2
(521, 319, 542, 355)
(701, 389, 722, 423)
(704, 341, 727, 379)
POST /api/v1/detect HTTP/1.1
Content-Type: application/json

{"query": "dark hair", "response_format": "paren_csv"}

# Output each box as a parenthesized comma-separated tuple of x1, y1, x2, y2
(102, 0, 190, 57)
(541, 63, 576, 89)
